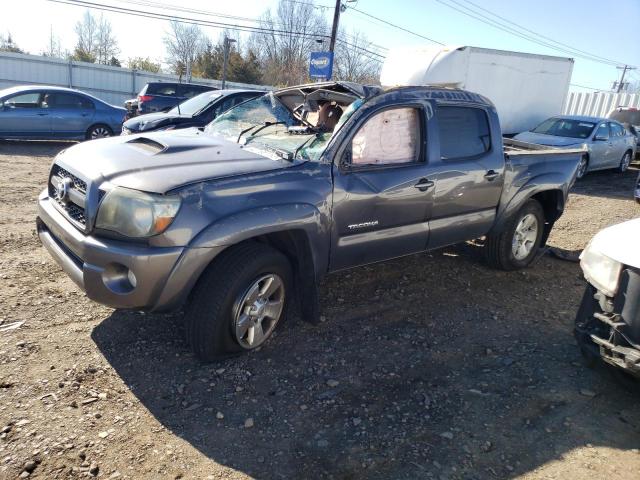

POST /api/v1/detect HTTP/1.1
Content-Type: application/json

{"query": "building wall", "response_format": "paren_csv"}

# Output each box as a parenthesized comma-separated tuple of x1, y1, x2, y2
(563, 91, 640, 118)
(0, 51, 271, 106)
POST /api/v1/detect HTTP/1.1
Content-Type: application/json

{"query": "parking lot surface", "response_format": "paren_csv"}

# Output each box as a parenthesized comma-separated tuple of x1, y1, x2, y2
(0, 140, 639, 480)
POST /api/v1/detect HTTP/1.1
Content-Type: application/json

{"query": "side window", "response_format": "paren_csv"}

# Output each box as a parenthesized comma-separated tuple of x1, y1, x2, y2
(44, 93, 92, 109)
(4, 92, 42, 108)
(438, 106, 491, 160)
(610, 123, 624, 137)
(351, 107, 421, 166)
(594, 123, 609, 139)
(181, 86, 205, 98)
(148, 84, 177, 96)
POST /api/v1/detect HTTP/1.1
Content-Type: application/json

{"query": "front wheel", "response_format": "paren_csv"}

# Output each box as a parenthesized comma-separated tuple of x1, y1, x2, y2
(185, 242, 292, 362)
(618, 151, 632, 173)
(576, 155, 589, 179)
(86, 124, 113, 140)
(484, 199, 545, 271)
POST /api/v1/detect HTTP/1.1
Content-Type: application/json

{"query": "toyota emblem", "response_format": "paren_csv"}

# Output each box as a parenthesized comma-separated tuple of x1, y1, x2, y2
(54, 177, 72, 205)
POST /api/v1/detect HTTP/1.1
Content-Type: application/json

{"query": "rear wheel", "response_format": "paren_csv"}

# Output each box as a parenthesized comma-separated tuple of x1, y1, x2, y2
(86, 124, 113, 140)
(485, 199, 545, 271)
(618, 151, 632, 173)
(576, 155, 589, 179)
(185, 242, 292, 362)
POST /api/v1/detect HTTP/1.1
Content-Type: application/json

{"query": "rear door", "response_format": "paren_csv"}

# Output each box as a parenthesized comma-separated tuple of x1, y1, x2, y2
(0, 91, 50, 137)
(426, 104, 504, 248)
(46, 92, 95, 137)
(330, 102, 437, 270)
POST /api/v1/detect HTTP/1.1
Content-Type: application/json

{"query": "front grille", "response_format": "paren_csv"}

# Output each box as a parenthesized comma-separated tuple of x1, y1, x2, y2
(48, 164, 88, 229)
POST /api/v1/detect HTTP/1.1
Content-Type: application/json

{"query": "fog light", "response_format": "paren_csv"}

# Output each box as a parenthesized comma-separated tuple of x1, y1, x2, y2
(102, 263, 136, 294)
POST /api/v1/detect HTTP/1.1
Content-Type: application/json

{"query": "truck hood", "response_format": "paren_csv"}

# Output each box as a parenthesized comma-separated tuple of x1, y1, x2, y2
(513, 131, 586, 147)
(585, 218, 640, 268)
(55, 129, 300, 193)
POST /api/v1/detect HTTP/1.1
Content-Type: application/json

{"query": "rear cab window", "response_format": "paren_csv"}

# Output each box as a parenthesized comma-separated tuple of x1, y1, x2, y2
(438, 106, 491, 160)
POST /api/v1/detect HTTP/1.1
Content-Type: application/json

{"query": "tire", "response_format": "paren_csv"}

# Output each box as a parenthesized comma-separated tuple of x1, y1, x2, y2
(575, 154, 588, 179)
(485, 199, 545, 271)
(185, 242, 292, 362)
(618, 150, 632, 173)
(85, 124, 113, 140)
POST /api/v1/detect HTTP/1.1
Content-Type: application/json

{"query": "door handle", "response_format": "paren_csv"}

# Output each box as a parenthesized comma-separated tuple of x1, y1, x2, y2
(484, 170, 499, 181)
(37, 113, 48, 116)
(414, 178, 435, 191)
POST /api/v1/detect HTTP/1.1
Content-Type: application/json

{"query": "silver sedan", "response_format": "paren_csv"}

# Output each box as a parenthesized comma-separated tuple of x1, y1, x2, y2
(514, 115, 637, 179)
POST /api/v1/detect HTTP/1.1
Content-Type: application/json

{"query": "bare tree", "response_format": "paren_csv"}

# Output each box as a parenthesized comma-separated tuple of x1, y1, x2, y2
(0, 32, 24, 53)
(252, 0, 327, 86)
(95, 14, 119, 65)
(42, 26, 64, 58)
(164, 21, 205, 80)
(73, 10, 97, 62)
(71, 11, 119, 64)
(334, 30, 381, 84)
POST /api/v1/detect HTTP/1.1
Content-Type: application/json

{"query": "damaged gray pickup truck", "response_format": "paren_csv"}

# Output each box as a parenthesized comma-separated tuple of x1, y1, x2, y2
(37, 81, 584, 361)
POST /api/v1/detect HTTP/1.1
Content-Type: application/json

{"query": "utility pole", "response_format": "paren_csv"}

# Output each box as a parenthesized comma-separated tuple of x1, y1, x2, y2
(221, 36, 236, 89)
(328, 0, 341, 54)
(615, 65, 636, 93)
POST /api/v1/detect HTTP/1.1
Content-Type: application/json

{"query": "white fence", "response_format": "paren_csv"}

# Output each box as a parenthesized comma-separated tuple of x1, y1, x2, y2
(0, 51, 271, 106)
(563, 90, 640, 117)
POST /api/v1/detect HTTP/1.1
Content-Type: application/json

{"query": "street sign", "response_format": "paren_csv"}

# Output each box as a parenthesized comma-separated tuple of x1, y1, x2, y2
(310, 51, 334, 80)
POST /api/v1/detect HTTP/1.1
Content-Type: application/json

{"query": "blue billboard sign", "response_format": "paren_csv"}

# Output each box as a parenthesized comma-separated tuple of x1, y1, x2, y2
(309, 51, 334, 80)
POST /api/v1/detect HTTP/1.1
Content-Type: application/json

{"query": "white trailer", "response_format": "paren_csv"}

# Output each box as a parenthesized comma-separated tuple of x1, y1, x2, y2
(380, 45, 574, 135)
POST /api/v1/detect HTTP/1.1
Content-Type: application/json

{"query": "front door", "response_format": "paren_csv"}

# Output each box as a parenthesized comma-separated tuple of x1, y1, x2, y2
(330, 104, 436, 271)
(0, 91, 50, 137)
(590, 122, 613, 169)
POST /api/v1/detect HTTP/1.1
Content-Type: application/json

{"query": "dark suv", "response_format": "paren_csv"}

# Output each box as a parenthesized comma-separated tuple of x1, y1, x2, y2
(126, 82, 217, 117)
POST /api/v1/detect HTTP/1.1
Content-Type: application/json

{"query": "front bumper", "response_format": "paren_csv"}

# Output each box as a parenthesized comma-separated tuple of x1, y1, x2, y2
(575, 268, 640, 378)
(37, 190, 221, 311)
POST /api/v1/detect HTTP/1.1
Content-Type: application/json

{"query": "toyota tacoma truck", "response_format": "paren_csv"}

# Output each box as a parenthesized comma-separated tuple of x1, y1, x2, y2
(37, 81, 584, 361)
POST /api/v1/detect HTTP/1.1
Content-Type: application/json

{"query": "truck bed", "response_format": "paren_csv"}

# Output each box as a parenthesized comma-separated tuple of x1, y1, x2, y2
(503, 138, 586, 156)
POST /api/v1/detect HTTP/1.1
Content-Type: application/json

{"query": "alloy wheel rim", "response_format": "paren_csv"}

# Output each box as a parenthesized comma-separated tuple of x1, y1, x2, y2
(621, 153, 631, 172)
(577, 157, 587, 178)
(91, 127, 110, 139)
(512, 213, 539, 261)
(233, 273, 285, 349)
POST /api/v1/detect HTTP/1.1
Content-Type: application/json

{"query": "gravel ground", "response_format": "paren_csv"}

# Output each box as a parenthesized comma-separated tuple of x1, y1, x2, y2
(0, 140, 639, 480)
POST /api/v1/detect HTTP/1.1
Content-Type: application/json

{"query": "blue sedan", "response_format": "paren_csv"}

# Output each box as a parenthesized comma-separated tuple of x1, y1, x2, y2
(0, 85, 126, 141)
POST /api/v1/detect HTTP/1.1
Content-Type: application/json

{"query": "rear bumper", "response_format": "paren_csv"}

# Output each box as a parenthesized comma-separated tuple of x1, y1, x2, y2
(37, 190, 223, 311)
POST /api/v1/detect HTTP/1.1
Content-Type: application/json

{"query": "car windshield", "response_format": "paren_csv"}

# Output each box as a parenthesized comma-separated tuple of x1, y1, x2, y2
(170, 92, 222, 116)
(205, 93, 359, 162)
(532, 118, 596, 139)
(609, 109, 640, 126)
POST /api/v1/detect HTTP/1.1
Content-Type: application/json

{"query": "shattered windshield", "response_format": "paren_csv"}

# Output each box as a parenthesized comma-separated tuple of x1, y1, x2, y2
(204, 91, 361, 162)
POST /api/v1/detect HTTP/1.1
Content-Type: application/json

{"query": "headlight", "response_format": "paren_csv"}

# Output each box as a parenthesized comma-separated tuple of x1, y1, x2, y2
(580, 240, 623, 297)
(96, 187, 181, 238)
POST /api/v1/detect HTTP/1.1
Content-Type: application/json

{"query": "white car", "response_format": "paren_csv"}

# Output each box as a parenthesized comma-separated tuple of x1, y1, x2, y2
(575, 218, 640, 380)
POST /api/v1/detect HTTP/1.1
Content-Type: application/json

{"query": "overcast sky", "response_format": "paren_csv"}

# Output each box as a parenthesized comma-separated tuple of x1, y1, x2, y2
(2, 0, 639, 92)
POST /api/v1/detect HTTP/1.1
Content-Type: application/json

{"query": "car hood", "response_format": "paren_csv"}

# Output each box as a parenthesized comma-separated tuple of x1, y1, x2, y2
(584, 218, 640, 268)
(55, 129, 302, 194)
(513, 131, 587, 147)
(124, 112, 190, 131)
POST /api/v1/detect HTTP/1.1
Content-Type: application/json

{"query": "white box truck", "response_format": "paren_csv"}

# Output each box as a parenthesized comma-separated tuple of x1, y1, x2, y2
(380, 45, 574, 135)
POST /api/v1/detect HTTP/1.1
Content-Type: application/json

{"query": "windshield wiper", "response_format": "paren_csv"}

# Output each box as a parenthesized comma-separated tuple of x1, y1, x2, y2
(236, 121, 286, 144)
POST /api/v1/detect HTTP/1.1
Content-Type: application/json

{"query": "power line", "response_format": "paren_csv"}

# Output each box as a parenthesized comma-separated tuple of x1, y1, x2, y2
(347, 5, 444, 45)
(48, 0, 384, 63)
(457, 0, 632, 67)
(435, 0, 634, 68)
